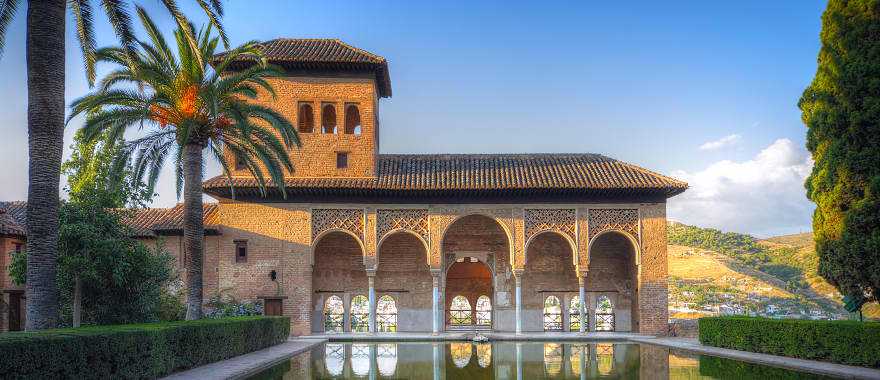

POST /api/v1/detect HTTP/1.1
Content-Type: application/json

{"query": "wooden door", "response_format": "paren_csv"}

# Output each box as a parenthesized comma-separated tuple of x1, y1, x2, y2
(264, 299, 283, 316)
(8, 293, 22, 331)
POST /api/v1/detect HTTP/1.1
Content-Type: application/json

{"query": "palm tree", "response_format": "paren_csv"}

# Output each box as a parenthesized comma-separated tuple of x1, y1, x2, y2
(0, 0, 226, 330)
(70, 9, 299, 320)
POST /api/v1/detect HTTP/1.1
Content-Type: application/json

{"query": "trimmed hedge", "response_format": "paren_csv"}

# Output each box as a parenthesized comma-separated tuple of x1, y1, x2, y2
(699, 316, 880, 368)
(0, 316, 289, 379)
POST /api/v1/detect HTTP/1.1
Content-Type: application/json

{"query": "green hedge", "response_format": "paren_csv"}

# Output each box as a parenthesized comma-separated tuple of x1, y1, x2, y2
(0, 316, 289, 379)
(699, 316, 880, 368)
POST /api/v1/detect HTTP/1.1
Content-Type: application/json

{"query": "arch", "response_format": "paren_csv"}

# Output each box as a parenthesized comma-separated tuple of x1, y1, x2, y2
(323, 295, 344, 333)
(475, 295, 492, 326)
(321, 104, 337, 134)
(595, 295, 615, 331)
(376, 229, 430, 265)
(324, 343, 345, 376)
(344, 104, 361, 135)
(543, 343, 563, 376)
(297, 103, 314, 133)
(377, 343, 398, 376)
(543, 295, 563, 331)
(377, 295, 398, 332)
(450, 342, 472, 368)
(351, 343, 371, 376)
(350, 295, 369, 332)
(569, 295, 582, 331)
(587, 229, 641, 265)
(449, 295, 472, 326)
(476, 344, 491, 368)
(312, 228, 366, 257)
(587, 230, 637, 331)
(524, 230, 578, 267)
(312, 230, 368, 333)
(440, 213, 515, 269)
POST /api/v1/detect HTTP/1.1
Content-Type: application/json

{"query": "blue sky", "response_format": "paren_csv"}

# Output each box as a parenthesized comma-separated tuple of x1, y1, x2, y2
(0, 1, 826, 236)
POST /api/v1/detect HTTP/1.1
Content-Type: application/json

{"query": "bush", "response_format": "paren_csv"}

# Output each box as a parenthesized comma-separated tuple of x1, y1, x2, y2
(699, 316, 880, 368)
(205, 292, 263, 318)
(0, 316, 290, 379)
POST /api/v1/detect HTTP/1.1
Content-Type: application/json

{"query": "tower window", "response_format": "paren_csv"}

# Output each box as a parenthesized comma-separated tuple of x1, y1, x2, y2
(234, 240, 248, 263)
(298, 103, 314, 133)
(322, 104, 337, 134)
(234, 156, 246, 170)
(344, 104, 362, 135)
(336, 152, 349, 169)
(14, 243, 23, 253)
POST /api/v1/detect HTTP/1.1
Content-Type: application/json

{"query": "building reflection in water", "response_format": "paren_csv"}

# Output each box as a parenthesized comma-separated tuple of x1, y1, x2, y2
(596, 343, 614, 376)
(324, 343, 344, 376)
(350, 343, 371, 377)
(543, 343, 563, 376)
(476, 343, 492, 368)
(450, 342, 473, 368)
(376, 343, 397, 377)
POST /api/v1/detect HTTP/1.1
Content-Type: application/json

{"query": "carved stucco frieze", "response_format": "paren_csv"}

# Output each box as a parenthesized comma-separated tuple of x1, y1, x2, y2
(311, 208, 365, 243)
(587, 208, 639, 241)
(377, 209, 429, 244)
(523, 208, 576, 243)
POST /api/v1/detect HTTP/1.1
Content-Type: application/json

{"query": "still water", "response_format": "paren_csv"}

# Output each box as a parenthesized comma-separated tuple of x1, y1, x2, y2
(248, 341, 836, 379)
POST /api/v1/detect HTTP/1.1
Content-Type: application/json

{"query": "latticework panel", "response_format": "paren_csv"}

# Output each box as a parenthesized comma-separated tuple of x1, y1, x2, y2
(377, 209, 429, 243)
(587, 208, 638, 241)
(523, 208, 576, 242)
(312, 208, 364, 242)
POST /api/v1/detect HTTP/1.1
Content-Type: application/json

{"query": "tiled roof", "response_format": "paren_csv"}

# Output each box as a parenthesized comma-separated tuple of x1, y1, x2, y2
(214, 38, 392, 97)
(124, 204, 221, 237)
(0, 209, 25, 238)
(203, 153, 688, 200)
(0, 202, 221, 238)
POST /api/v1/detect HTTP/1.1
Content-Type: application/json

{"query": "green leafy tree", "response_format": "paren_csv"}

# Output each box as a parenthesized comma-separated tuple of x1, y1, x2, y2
(69, 9, 300, 319)
(0, 0, 226, 331)
(63, 129, 152, 208)
(799, 0, 880, 307)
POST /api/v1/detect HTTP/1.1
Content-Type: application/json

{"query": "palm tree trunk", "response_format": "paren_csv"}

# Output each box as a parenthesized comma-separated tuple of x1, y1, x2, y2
(72, 276, 82, 327)
(183, 143, 205, 320)
(24, 0, 66, 330)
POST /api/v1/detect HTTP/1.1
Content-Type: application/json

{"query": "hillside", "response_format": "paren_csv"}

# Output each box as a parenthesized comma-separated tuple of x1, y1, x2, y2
(667, 223, 878, 320)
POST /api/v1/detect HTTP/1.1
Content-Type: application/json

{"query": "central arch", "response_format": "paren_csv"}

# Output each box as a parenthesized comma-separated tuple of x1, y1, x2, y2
(441, 214, 512, 331)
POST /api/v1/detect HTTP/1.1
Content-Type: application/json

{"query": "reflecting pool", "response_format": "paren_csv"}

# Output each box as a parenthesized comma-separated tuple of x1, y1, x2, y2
(247, 341, 837, 379)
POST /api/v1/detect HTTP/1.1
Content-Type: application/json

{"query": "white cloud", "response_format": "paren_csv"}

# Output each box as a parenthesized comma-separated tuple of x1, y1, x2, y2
(668, 138, 814, 237)
(699, 134, 741, 151)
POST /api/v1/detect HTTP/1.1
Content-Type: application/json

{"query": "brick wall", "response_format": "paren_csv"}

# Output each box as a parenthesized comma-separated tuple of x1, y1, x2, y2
(227, 76, 379, 178)
(637, 203, 669, 335)
(376, 232, 432, 309)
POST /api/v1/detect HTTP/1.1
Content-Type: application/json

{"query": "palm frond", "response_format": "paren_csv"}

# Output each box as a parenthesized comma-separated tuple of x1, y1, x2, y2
(135, 5, 176, 68)
(194, 0, 227, 48)
(0, 0, 21, 57)
(100, 0, 137, 59)
(69, 0, 98, 85)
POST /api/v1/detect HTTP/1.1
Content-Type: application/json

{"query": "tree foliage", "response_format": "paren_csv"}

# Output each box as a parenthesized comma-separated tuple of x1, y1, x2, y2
(799, 0, 880, 304)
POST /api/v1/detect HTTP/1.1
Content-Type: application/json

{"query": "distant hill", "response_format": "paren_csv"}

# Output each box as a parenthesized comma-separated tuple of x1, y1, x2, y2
(666, 222, 878, 320)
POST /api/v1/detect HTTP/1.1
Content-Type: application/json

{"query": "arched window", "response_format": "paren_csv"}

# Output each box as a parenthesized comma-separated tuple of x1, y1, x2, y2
(377, 344, 398, 377)
(543, 343, 563, 376)
(543, 296, 563, 331)
(324, 343, 344, 376)
(449, 295, 472, 325)
(321, 104, 336, 134)
(351, 343, 371, 376)
(475, 295, 492, 326)
(596, 343, 614, 375)
(450, 342, 472, 368)
(377, 295, 398, 332)
(298, 103, 314, 133)
(344, 104, 361, 135)
(569, 296, 582, 331)
(476, 343, 491, 368)
(323, 295, 344, 333)
(350, 295, 369, 332)
(596, 295, 615, 331)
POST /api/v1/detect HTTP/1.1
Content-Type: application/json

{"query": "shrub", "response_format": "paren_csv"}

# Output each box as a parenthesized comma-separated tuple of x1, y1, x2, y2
(699, 316, 880, 368)
(0, 316, 290, 379)
(205, 293, 263, 319)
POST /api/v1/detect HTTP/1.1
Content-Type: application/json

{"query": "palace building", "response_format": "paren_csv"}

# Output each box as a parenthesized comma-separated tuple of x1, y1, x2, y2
(1, 39, 687, 335)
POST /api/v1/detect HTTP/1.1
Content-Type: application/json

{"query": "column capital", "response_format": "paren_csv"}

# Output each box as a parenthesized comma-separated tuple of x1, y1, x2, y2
(366, 269, 377, 278)
(578, 276, 585, 287)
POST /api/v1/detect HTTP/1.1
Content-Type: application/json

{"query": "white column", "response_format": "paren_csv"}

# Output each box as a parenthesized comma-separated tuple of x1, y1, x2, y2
(579, 275, 586, 334)
(368, 274, 376, 333)
(432, 274, 440, 334)
(515, 273, 523, 334)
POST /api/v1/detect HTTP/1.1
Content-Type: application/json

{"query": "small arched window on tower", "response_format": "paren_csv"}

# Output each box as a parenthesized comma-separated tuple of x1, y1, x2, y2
(344, 104, 362, 135)
(321, 104, 337, 134)
(298, 103, 314, 133)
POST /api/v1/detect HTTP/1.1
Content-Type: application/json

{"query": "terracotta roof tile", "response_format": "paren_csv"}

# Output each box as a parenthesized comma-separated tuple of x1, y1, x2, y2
(203, 153, 688, 200)
(214, 38, 392, 97)
(0, 208, 25, 238)
(124, 204, 220, 237)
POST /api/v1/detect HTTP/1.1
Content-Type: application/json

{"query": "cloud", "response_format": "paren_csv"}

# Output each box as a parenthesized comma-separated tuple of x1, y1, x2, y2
(699, 134, 741, 151)
(668, 138, 814, 237)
